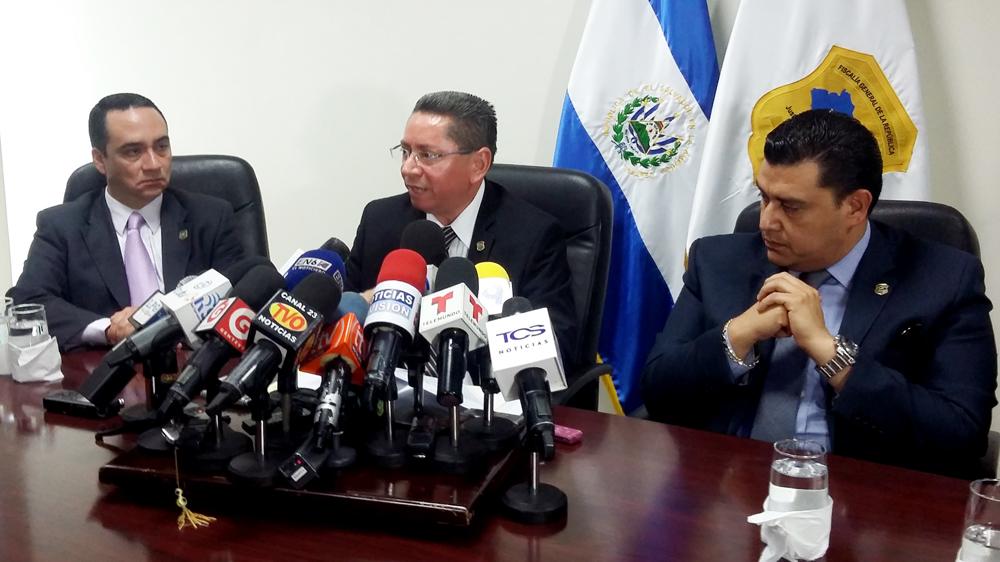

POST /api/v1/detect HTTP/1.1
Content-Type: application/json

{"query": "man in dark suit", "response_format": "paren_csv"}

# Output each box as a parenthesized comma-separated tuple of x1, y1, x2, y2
(346, 91, 577, 370)
(11, 93, 244, 351)
(642, 110, 996, 477)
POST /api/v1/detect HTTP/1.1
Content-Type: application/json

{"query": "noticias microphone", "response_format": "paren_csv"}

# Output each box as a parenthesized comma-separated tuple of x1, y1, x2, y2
(362, 249, 426, 409)
(280, 310, 366, 487)
(486, 297, 568, 460)
(156, 264, 286, 422)
(204, 272, 342, 417)
(76, 268, 233, 412)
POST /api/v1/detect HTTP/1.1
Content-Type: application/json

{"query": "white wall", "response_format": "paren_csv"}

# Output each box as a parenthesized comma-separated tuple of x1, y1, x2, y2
(1, 0, 997, 414)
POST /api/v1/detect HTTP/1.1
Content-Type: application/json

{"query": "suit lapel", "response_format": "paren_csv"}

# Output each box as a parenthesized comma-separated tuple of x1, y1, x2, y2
(83, 194, 129, 308)
(468, 181, 499, 262)
(839, 223, 896, 344)
(160, 191, 190, 290)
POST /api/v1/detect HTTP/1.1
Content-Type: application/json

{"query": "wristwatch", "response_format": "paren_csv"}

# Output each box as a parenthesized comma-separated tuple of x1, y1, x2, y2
(815, 335, 859, 380)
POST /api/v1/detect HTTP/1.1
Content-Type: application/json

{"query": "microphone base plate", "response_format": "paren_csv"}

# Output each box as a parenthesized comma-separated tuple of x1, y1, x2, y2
(227, 452, 281, 487)
(461, 416, 519, 453)
(366, 433, 408, 469)
(432, 437, 486, 476)
(501, 482, 568, 524)
(324, 445, 358, 470)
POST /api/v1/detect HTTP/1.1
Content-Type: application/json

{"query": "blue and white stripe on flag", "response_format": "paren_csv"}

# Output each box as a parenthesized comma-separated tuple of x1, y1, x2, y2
(554, 0, 718, 413)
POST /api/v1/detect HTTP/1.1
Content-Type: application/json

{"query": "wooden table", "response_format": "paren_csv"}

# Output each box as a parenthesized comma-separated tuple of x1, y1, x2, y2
(0, 352, 970, 561)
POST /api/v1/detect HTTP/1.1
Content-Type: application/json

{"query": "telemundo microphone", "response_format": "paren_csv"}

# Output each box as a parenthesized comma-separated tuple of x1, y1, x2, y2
(281, 308, 367, 488)
(77, 268, 233, 413)
(418, 257, 488, 472)
(204, 272, 342, 417)
(156, 264, 286, 423)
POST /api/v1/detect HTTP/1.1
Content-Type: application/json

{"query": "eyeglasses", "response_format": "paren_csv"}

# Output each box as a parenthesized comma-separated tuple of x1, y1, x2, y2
(390, 144, 474, 165)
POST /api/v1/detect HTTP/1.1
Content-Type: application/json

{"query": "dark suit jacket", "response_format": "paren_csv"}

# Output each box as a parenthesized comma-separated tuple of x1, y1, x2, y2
(346, 180, 578, 371)
(641, 222, 997, 478)
(11, 188, 245, 350)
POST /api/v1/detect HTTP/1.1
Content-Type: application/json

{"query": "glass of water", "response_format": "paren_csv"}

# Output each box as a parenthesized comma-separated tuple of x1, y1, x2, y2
(960, 479, 1000, 562)
(9, 303, 48, 347)
(768, 438, 829, 512)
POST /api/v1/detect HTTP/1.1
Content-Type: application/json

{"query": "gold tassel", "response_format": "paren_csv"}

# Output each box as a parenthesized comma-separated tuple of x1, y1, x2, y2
(173, 448, 216, 530)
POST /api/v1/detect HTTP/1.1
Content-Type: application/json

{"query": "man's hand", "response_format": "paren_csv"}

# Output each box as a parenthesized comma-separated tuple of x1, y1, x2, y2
(105, 307, 136, 345)
(756, 272, 836, 364)
(361, 288, 374, 304)
(726, 301, 790, 360)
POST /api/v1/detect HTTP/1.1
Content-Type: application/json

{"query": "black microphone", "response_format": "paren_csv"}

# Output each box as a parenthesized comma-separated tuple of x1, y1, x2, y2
(400, 220, 448, 267)
(204, 273, 342, 416)
(320, 237, 351, 263)
(156, 264, 286, 422)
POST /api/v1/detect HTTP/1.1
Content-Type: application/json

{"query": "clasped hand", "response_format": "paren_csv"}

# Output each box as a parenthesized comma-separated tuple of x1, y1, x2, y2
(727, 272, 833, 363)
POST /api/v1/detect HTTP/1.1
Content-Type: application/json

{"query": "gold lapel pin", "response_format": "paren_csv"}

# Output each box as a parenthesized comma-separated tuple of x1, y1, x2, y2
(476, 240, 485, 252)
(179, 229, 189, 241)
(874, 282, 889, 296)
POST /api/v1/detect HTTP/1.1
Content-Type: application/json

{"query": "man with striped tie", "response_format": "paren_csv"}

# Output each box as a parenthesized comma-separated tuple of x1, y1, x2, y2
(641, 110, 996, 478)
(345, 91, 577, 371)
(12, 93, 244, 350)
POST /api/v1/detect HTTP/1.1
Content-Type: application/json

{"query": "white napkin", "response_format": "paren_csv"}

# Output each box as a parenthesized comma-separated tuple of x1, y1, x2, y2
(747, 496, 833, 562)
(10, 336, 63, 383)
(0, 323, 10, 375)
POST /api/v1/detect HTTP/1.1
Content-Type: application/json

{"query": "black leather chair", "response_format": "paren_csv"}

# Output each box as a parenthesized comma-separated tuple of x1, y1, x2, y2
(736, 199, 997, 476)
(486, 163, 613, 409)
(65, 154, 269, 258)
(734, 200, 980, 257)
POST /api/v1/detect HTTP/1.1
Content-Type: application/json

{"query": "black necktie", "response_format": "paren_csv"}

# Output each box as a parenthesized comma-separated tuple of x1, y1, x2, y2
(442, 225, 457, 251)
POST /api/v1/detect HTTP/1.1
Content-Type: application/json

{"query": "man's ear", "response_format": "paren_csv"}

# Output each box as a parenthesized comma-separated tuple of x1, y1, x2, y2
(469, 147, 492, 184)
(844, 188, 873, 226)
(92, 147, 107, 176)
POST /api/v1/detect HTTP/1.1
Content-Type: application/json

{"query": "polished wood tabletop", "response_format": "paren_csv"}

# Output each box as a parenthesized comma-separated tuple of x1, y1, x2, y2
(0, 351, 971, 561)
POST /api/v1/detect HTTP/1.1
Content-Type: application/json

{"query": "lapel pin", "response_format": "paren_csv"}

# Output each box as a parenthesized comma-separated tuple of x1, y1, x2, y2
(874, 282, 889, 296)
(476, 240, 485, 252)
(179, 229, 189, 241)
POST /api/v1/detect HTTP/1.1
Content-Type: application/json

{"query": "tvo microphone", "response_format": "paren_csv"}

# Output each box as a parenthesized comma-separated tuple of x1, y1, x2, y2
(205, 273, 341, 416)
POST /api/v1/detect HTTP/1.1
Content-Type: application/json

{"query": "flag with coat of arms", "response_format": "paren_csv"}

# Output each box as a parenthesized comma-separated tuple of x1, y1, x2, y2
(553, 0, 719, 413)
(687, 0, 930, 246)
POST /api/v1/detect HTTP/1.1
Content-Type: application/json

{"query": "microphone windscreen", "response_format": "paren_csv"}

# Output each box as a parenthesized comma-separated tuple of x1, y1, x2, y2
(376, 249, 427, 291)
(231, 265, 286, 310)
(475, 261, 510, 281)
(291, 272, 343, 321)
(320, 237, 351, 262)
(284, 249, 346, 292)
(501, 296, 533, 317)
(221, 255, 274, 285)
(435, 256, 479, 294)
(400, 220, 448, 267)
(337, 292, 370, 324)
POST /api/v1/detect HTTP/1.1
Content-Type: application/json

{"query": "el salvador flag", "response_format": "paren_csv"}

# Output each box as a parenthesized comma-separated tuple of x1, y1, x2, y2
(553, 0, 718, 413)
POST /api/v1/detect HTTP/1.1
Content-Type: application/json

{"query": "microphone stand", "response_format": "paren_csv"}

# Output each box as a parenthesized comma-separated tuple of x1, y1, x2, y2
(431, 330, 485, 475)
(227, 386, 282, 486)
(462, 346, 518, 452)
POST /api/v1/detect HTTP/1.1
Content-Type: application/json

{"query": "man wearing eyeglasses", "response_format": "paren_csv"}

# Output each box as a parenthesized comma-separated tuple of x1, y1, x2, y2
(345, 91, 578, 373)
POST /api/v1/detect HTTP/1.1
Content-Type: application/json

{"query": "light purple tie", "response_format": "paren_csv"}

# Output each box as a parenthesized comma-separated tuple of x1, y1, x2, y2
(124, 212, 158, 307)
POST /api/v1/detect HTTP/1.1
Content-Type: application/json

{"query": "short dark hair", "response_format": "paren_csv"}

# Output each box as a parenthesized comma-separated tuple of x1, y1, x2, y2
(88, 93, 166, 153)
(763, 109, 883, 212)
(412, 91, 497, 158)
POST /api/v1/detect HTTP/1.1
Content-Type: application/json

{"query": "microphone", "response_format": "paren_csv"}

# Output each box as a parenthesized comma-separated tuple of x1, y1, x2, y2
(156, 264, 286, 422)
(475, 262, 514, 318)
(362, 249, 426, 408)
(204, 272, 342, 416)
(129, 291, 167, 329)
(418, 257, 487, 408)
(283, 248, 346, 293)
(281, 312, 365, 487)
(77, 268, 233, 412)
(304, 291, 369, 386)
(400, 219, 447, 290)
(320, 237, 351, 262)
(486, 298, 567, 403)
